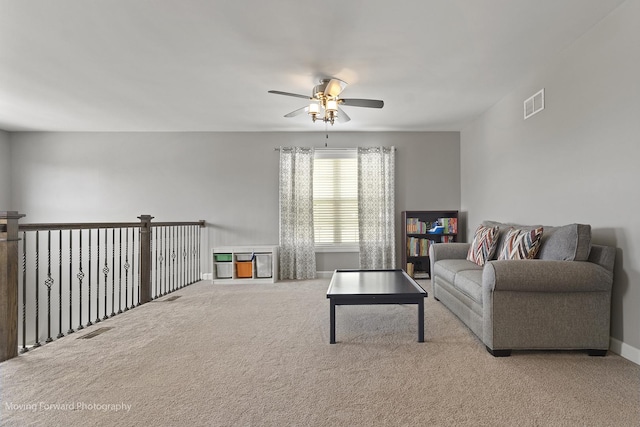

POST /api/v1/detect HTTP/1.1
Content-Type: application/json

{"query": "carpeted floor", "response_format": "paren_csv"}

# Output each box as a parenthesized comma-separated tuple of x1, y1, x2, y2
(1, 279, 639, 426)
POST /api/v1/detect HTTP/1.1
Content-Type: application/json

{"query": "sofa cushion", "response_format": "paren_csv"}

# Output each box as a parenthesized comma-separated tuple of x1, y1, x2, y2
(538, 223, 591, 261)
(454, 269, 483, 304)
(433, 259, 482, 283)
(467, 225, 499, 266)
(498, 227, 544, 260)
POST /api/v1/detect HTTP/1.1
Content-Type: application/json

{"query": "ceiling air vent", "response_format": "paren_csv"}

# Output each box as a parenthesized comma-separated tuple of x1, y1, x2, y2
(524, 88, 544, 119)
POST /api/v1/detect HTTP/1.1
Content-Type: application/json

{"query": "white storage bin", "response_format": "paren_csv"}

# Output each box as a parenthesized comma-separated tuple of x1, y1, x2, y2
(236, 253, 253, 262)
(255, 254, 272, 278)
(215, 263, 233, 279)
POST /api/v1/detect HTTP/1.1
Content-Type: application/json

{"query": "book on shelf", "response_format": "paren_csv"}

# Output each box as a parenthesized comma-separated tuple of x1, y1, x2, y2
(413, 271, 430, 279)
(406, 237, 436, 256)
(406, 218, 432, 234)
(438, 217, 458, 234)
(406, 262, 414, 277)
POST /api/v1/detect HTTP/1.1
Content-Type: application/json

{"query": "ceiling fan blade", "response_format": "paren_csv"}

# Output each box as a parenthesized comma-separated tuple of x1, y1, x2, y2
(340, 98, 384, 108)
(284, 106, 308, 118)
(337, 107, 351, 123)
(268, 90, 311, 100)
(323, 78, 347, 98)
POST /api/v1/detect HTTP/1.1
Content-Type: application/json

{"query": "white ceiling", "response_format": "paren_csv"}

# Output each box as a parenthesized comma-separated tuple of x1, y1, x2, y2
(0, 0, 626, 132)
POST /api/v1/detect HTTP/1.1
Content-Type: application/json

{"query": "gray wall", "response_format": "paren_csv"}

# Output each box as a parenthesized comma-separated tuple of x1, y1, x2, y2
(461, 0, 640, 355)
(0, 130, 10, 208)
(8, 131, 460, 272)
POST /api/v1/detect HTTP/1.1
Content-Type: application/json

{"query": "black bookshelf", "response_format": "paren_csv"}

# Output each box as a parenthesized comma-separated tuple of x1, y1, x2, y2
(401, 210, 459, 279)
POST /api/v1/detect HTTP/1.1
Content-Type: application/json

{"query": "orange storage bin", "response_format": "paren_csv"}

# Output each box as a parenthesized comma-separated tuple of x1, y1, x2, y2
(236, 261, 253, 278)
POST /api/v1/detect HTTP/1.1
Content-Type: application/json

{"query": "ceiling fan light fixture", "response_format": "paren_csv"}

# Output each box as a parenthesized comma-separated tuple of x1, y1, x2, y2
(308, 102, 319, 115)
(308, 102, 319, 122)
(324, 99, 338, 125)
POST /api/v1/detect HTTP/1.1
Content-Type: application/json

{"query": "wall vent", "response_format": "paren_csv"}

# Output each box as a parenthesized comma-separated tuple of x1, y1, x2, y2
(524, 88, 545, 119)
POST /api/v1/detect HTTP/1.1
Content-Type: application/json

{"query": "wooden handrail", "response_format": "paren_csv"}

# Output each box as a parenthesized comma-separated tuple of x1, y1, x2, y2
(18, 220, 205, 231)
(19, 222, 141, 231)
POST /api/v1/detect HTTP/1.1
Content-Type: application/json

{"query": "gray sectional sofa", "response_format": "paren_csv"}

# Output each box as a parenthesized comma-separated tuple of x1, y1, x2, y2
(429, 221, 616, 357)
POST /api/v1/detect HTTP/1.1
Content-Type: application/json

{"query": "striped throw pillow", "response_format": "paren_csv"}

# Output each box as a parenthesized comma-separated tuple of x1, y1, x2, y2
(467, 225, 499, 266)
(498, 227, 544, 260)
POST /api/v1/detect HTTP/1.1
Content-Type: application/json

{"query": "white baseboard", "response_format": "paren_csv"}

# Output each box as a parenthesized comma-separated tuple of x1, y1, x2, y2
(610, 337, 640, 365)
(202, 273, 213, 281)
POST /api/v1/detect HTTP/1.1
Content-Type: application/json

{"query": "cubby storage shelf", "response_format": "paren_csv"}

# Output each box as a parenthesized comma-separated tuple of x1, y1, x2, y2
(211, 245, 279, 284)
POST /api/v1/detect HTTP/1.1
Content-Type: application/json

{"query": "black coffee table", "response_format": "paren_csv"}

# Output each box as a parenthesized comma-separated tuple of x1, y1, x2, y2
(326, 269, 428, 344)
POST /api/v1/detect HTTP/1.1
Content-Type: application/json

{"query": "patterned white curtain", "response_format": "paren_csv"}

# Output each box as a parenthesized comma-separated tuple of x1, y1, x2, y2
(358, 147, 396, 269)
(279, 147, 317, 279)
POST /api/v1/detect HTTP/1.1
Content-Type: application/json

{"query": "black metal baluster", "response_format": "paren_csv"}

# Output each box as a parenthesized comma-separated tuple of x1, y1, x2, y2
(124, 228, 130, 311)
(155, 227, 160, 298)
(33, 231, 41, 348)
(77, 230, 85, 330)
(103, 228, 109, 320)
(156, 228, 164, 297)
(186, 227, 190, 285)
(197, 224, 201, 281)
(193, 225, 197, 283)
(110, 228, 115, 317)
(150, 227, 155, 298)
(171, 226, 180, 291)
(185, 226, 190, 285)
(87, 230, 92, 326)
(187, 227, 193, 284)
(44, 231, 53, 343)
(179, 226, 183, 288)
(180, 226, 187, 288)
(118, 228, 122, 314)
(134, 228, 139, 306)
(174, 227, 178, 290)
(164, 227, 168, 295)
(182, 226, 186, 288)
(162, 227, 166, 295)
(189, 227, 196, 283)
(171, 226, 177, 292)
(20, 232, 28, 353)
(68, 230, 75, 333)
(57, 230, 63, 339)
(153, 227, 158, 298)
(95, 229, 101, 324)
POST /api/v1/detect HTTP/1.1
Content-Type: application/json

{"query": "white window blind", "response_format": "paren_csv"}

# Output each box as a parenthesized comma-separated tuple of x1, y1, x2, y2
(313, 149, 358, 246)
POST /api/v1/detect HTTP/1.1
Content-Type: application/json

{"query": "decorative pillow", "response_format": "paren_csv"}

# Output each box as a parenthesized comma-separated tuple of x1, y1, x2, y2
(466, 225, 499, 266)
(483, 220, 543, 260)
(498, 227, 544, 260)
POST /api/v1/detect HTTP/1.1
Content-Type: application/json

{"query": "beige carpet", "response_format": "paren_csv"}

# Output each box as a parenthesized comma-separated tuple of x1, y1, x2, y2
(1, 279, 639, 427)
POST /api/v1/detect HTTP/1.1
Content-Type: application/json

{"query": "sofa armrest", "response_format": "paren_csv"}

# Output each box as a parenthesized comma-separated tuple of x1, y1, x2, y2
(429, 242, 470, 262)
(483, 260, 613, 293)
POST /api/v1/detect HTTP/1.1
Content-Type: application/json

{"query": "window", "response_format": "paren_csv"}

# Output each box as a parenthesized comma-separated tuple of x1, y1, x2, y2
(313, 149, 358, 251)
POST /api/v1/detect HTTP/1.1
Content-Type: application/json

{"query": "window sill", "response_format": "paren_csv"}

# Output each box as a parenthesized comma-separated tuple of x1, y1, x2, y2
(315, 244, 360, 253)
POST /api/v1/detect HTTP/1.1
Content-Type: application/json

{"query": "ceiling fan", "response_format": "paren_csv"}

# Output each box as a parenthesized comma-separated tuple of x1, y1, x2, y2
(268, 78, 384, 125)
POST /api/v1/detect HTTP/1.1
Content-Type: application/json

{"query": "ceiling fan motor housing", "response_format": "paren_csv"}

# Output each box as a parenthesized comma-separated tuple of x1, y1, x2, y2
(313, 80, 331, 100)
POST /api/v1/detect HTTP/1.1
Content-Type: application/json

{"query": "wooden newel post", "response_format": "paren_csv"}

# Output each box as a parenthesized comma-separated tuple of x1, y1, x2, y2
(0, 211, 25, 362)
(138, 215, 154, 304)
